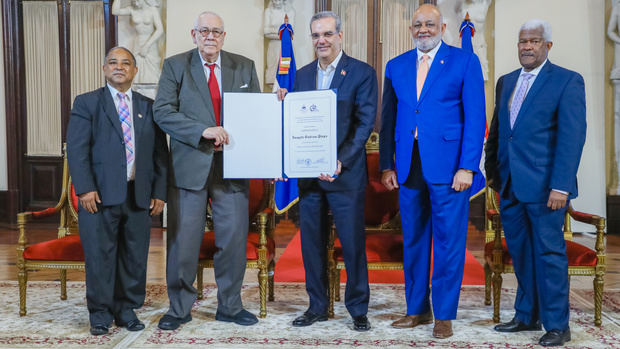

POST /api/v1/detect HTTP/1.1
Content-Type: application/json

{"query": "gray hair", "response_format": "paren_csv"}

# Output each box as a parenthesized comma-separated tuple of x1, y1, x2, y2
(194, 11, 225, 31)
(310, 11, 342, 33)
(520, 19, 552, 42)
(104, 46, 137, 66)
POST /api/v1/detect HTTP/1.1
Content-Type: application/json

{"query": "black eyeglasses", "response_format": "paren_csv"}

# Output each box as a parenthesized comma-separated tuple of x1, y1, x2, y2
(195, 27, 224, 38)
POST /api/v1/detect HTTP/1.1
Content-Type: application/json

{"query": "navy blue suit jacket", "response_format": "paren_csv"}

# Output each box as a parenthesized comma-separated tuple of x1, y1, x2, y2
(67, 86, 168, 209)
(380, 42, 486, 184)
(293, 53, 378, 192)
(485, 61, 586, 203)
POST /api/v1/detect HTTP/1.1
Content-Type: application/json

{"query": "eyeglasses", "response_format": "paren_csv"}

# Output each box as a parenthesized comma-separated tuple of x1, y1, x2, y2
(311, 31, 337, 41)
(195, 27, 224, 38)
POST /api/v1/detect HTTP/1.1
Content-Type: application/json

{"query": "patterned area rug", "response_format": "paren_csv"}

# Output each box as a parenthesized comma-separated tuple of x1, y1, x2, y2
(2, 281, 619, 348)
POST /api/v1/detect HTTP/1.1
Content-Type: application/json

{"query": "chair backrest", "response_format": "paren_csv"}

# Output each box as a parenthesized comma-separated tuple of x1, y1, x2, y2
(249, 179, 269, 218)
(364, 132, 399, 227)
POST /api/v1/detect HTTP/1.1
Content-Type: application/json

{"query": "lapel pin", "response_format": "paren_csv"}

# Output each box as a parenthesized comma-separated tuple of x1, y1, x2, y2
(341, 69, 346, 76)
(138, 113, 143, 118)
(440, 60, 444, 64)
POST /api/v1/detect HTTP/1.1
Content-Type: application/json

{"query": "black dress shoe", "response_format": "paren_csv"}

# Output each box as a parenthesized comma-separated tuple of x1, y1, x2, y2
(352, 315, 371, 332)
(123, 319, 145, 332)
(90, 324, 109, 336)
(292, 310, 328, 327)
(539, 329, 571, 347)
(215, 309, 259, 326)
(494, 317, 542, 332)
(157, 314, 192, 331)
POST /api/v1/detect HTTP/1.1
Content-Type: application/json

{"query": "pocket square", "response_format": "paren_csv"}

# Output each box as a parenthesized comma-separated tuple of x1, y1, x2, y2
(240, 83, 249, 88)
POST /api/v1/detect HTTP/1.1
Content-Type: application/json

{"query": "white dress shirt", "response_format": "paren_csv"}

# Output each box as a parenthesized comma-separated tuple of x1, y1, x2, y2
(108, 83, 135, 181)
(416, 40, 443, 70)
(317, 50, 343, 90)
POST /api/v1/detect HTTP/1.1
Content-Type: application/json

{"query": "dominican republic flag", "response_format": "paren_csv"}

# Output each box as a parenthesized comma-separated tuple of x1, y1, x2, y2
(460, 13, 487, 200)
(274, 17, 298, 214)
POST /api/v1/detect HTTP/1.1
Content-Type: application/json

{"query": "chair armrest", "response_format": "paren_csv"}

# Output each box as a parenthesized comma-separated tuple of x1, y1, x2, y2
(568, 208, 601, 226)
(486, 208, 499, 219)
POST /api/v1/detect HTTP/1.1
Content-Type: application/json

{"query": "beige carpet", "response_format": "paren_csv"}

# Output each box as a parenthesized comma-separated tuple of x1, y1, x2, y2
(2, 281, 619, 348)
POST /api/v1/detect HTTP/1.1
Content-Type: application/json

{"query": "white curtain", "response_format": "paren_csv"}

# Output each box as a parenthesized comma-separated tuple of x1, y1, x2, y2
(332, 0, 367, 62)
(381, 0, 417, 78)
(70, 1, 105, 102)
(24, 2, 62, 156)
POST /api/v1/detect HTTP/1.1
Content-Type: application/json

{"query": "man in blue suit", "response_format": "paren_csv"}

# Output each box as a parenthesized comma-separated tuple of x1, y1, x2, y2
(277, 11, 377, 331)
(379, 4, 486, 338)
(66, 47, 168, 335)
(485, 19, 586, 347)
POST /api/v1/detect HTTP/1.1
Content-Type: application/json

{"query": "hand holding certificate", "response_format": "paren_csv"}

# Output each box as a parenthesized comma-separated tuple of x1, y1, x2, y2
(223, 90, 337, 179)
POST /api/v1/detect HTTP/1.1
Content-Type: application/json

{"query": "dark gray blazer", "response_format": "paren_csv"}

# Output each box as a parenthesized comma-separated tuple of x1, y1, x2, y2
(67, 87, 168, 209)
(153, 49, 261, 190)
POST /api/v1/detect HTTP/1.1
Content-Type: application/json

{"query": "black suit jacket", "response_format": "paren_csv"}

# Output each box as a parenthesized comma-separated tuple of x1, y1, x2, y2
(293, 53, 378, 192)
(67, 86, 168, 209)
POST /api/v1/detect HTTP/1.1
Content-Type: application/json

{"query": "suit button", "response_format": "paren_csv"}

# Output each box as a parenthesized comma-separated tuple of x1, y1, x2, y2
(509, 137, 513, 142)
(416, 110, 420, 113)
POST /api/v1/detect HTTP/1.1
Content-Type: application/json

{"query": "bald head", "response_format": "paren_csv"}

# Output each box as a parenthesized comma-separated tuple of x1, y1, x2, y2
(410, 4, 445, 52)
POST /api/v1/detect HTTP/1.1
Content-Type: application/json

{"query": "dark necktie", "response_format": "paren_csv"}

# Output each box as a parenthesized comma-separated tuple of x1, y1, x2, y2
(206, 63, 221, 126)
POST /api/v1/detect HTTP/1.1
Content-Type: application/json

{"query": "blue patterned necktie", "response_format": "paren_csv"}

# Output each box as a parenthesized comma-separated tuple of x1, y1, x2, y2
(117, 92, 134, 165)
(509, 73, 534, 129)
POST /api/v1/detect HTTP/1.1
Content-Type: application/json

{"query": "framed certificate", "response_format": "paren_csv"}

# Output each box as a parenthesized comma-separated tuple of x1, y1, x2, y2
(223, 90, 337, 178)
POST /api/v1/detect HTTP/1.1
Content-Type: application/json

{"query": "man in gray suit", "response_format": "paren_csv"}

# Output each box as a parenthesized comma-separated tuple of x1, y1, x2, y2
(153, 11, 261, 330)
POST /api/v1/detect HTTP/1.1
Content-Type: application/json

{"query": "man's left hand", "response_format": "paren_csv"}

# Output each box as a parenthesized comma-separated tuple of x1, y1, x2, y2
(150, 198, 165, 216)
(452, 169, 473, 192)
(547, 190, 568, 210)
(319, 161, 342, 182)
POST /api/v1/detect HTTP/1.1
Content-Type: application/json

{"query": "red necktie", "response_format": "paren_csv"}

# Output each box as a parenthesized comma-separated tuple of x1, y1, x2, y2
(206, 63, 221, 126)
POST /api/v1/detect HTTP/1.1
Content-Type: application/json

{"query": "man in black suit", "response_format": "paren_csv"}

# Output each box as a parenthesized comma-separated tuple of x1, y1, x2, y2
(66, 47, 168, 336)
(277, 11, 377, 331)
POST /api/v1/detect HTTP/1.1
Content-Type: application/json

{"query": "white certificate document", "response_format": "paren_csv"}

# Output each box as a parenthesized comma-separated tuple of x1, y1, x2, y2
(223, 93, 282, 178)
(283, 89, 337, 178)
(223, 90, 337, 178)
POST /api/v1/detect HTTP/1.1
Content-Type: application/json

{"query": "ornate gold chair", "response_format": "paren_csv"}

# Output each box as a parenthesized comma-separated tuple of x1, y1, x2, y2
(327, 132, 401, 317)
(16, 146, 85, 316)
(196, 179, 276, 318)
(484, 186, 606, 326)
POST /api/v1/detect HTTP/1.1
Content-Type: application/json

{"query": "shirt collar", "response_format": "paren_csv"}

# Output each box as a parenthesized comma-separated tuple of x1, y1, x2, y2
(200, 51, 221, 69)
(317, 50, 343, 73)
(519, 58, 548, 78)
(107, 83, 132, 101)
(417, 41, 442, 62)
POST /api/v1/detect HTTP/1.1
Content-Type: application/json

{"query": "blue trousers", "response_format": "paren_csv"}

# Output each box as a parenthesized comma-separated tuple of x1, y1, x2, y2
(500, 184, 569, 331)
(298, 188, 370, 317)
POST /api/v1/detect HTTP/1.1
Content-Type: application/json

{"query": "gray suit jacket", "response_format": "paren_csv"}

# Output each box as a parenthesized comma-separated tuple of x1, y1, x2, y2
(153, 49, 261, 190)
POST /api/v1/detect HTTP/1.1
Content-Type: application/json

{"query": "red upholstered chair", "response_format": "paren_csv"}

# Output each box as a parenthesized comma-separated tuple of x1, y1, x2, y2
(196, 179, 276, 317)
(16, 146, 85, 316)
(484, 186, 606, 326)
(327, 132, 401, 317)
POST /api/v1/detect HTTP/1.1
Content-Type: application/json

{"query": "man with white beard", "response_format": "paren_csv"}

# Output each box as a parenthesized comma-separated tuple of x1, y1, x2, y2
(379, 4, 486, 339)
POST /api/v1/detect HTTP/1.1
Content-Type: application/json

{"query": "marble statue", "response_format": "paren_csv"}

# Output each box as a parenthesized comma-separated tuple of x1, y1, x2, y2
(112, 0, 164, 85)
(263, 0, 295, 86)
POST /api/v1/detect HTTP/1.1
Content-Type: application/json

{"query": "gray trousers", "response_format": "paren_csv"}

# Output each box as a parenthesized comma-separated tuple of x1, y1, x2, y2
(165, 153, 249, 317)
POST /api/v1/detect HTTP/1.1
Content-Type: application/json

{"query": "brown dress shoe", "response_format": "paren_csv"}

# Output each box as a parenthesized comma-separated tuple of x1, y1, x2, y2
(433, 320, 453, 338)
(391, 311, 433, 328)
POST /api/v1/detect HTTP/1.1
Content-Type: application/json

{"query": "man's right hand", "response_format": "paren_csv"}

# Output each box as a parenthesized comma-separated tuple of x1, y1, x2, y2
(276, 88, 288, 101)
(79, 191, 101, 213)
(381, 170, 399, 191)
(202, 126, 229, 146)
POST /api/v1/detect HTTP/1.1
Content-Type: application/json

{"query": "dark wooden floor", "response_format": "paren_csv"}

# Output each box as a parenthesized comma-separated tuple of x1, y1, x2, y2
(2, 219, 619, 290)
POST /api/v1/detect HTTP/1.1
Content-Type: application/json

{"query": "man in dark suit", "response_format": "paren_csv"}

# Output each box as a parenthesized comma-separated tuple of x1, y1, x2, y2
(485, 19, 586, 347)
(153, 11, 261, 330)
(277, 11, 377, 332)
(66, 47, 168, 335)
(379, 4, 486, 339)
